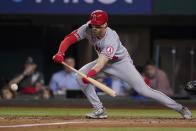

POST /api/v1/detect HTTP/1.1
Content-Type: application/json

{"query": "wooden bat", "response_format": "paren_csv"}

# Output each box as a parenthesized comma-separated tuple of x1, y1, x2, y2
(61, 61, 117, 97)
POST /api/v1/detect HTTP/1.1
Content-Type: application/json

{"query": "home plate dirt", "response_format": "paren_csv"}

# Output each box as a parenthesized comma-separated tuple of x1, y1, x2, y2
(0, 116, 195, 131)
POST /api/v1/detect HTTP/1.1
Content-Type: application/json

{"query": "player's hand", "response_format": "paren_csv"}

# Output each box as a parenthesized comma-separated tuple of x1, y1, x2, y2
(53, 52, 64, 64)
(82, 69, 97, 84)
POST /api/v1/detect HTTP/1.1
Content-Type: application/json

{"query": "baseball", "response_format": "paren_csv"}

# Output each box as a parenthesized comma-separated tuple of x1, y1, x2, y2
(10, 83, 18, 91)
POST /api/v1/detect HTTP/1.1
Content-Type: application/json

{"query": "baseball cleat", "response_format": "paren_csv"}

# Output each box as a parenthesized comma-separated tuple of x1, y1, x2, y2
(178, 106, 192, 119)
(86, 108, 108, 119)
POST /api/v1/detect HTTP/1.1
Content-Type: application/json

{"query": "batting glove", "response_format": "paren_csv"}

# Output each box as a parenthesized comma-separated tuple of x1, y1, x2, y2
(53, 52, 64, 64)
(82, 69, 97, 84)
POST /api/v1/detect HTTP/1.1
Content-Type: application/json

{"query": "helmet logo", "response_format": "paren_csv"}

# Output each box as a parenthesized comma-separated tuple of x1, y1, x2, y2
(92, 14, 97, 21)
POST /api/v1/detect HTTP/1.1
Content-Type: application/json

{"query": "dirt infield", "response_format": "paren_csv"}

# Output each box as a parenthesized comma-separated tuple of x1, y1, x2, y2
(0, 116, 195, 131)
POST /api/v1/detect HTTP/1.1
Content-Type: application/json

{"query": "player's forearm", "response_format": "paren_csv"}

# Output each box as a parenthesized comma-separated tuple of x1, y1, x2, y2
(58, 32, 78, 54)
(92, 54, 109, 73)
(92, 64, 104, 73)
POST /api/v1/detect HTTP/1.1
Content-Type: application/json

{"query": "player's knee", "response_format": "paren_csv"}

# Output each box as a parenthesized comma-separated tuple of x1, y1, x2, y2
(76, 73, 87, 88)
(132, 82, 153, 97)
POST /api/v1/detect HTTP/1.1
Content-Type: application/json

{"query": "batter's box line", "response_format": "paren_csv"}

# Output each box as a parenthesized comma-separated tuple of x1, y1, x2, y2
(0, 121, 85, 128)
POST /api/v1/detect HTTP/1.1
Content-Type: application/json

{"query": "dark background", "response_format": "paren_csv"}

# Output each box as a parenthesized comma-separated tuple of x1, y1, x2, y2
(0, 0, 196, 95)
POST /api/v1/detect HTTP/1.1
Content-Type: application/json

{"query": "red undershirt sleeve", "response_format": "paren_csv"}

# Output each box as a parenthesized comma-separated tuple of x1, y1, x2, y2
(58, 30, 80, 54)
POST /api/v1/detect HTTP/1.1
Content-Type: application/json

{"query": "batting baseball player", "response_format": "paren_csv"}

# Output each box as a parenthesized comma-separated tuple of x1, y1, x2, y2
(53, 10, 192, 119)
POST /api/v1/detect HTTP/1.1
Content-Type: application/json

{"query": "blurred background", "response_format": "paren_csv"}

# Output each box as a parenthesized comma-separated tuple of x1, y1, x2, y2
(0, 0, 196, 102)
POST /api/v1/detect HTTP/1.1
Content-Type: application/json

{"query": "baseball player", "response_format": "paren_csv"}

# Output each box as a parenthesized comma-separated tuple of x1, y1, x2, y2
(53, 10, 192, 119)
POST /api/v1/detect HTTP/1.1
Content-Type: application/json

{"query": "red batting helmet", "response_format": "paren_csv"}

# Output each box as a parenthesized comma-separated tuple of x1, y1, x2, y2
(90, 10, 108, 26)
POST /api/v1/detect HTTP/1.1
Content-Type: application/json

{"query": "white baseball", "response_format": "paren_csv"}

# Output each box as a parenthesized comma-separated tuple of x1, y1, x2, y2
(11, 83, 18, 91)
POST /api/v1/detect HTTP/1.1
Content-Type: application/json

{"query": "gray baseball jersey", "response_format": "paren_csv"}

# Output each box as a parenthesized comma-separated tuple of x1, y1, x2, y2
(75, 23, 183, 112)
(76, 23, 130, 62)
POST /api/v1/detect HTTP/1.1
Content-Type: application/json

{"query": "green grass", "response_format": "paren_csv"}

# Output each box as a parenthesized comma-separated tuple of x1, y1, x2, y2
(0, 107, 88, 117)
(0, 107, 195, 131)
(0, 107, 195, 118)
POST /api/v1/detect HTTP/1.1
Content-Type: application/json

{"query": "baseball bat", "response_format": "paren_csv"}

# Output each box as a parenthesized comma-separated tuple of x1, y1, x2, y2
(61, 61, 117, 97)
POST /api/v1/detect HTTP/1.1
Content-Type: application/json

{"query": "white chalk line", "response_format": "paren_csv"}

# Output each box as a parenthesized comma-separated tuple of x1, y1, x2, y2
(0, 121, 84, 128)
